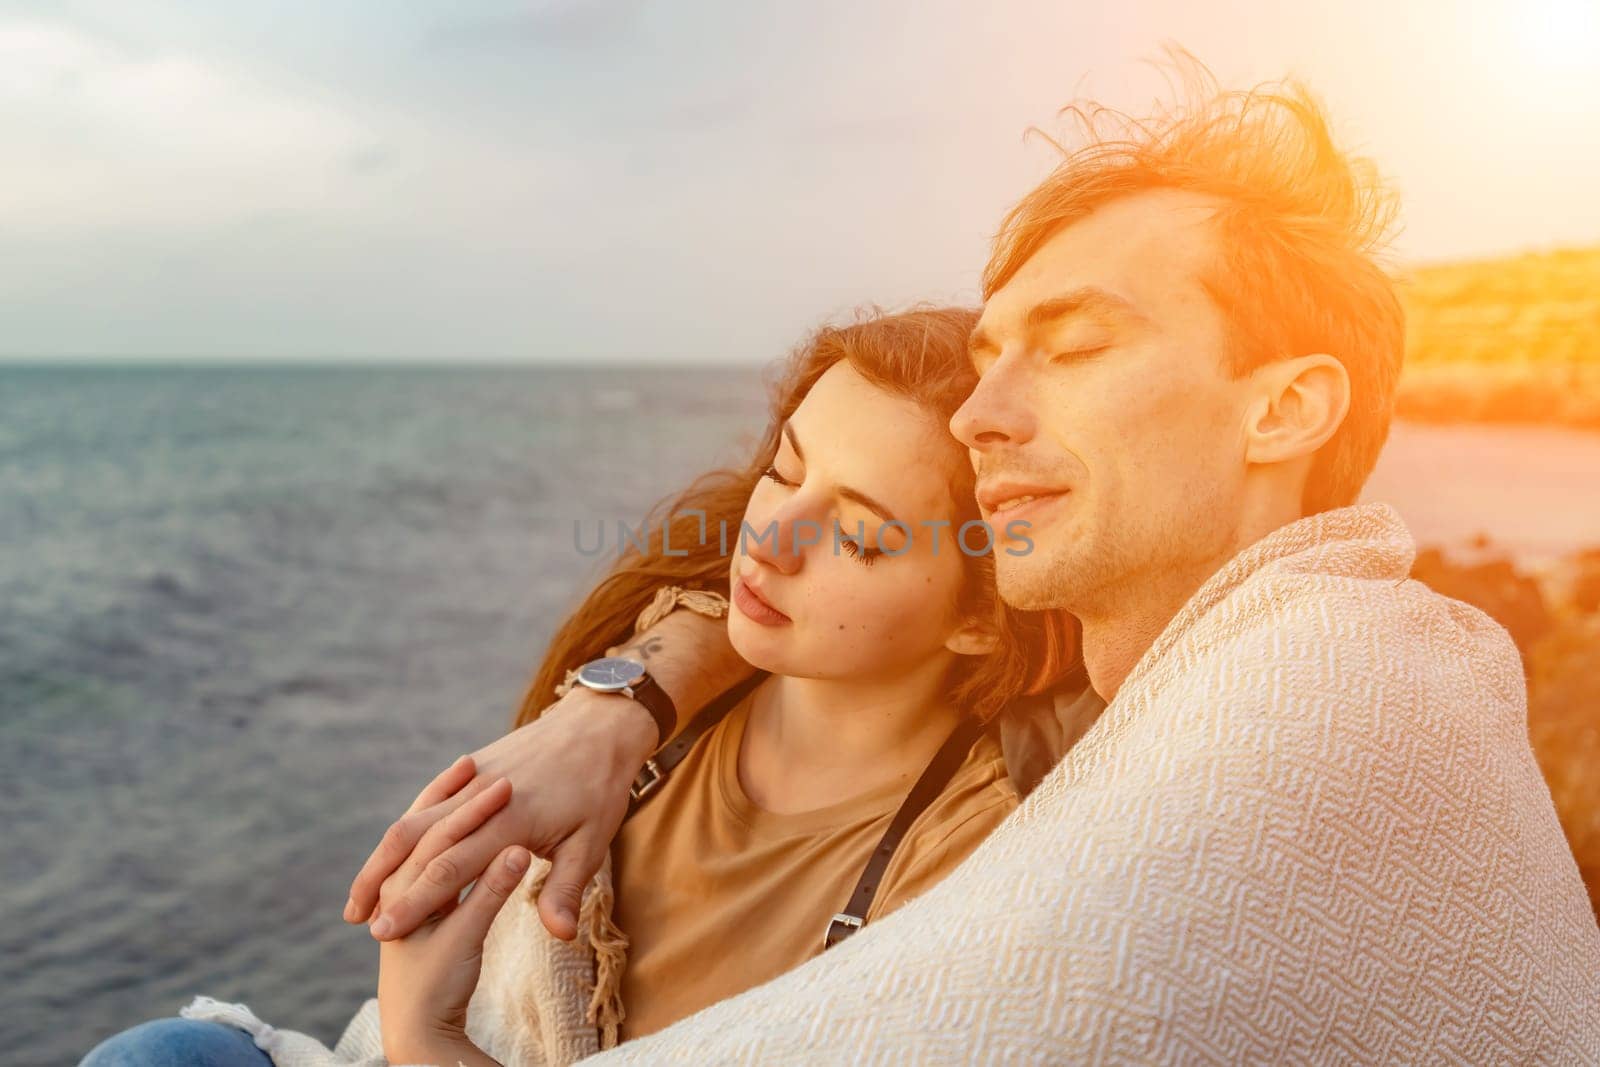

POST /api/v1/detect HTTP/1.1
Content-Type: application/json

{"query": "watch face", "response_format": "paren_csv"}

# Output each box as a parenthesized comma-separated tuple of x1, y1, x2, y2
(579, 656, 647, 691)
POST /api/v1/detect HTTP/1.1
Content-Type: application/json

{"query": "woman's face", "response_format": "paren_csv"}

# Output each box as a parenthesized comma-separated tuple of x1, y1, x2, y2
(727, 360, 980, 682)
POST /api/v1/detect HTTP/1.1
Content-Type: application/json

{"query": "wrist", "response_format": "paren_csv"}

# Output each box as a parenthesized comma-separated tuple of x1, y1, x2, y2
(554, 687, 659, 764)
(573, 657, 678, 750)
(598, 689, 663, 759)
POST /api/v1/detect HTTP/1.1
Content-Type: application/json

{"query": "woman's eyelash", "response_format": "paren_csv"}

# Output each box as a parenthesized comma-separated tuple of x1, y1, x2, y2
(839, 537, 882, 566)
(758, 465, 879, 565)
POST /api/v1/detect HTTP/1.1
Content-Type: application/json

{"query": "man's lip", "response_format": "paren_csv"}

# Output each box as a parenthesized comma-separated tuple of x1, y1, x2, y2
(734, 576, 790, 621)
(976, 480, 1072, 516)
(987, 491, 1071, 532)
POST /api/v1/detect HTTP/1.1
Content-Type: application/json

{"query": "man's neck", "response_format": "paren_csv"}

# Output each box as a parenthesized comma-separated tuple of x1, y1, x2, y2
(1079, 493, 1310, 701)
(1077, 532, 1269, 701)
(739, 657, 962, 814)
(1078, 587, 1199, 703)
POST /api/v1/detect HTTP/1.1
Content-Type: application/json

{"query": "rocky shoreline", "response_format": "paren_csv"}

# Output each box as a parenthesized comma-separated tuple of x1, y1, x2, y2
(1412, 543, 1600, 917)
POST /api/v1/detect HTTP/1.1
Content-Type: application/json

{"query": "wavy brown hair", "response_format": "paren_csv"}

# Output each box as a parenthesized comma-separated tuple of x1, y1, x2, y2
(516, 306, 1080, 730)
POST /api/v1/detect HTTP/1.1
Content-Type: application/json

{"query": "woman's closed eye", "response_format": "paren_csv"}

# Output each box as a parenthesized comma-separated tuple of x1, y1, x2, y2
(839, 535, 882, 566)
(759, 459, 885, 564)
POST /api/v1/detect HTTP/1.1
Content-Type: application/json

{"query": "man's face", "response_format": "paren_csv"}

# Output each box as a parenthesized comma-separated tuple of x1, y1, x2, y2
(951, 188, 1253, 613)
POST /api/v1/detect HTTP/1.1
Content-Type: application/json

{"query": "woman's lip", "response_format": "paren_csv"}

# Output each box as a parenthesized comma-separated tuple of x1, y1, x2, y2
(733, 577, 791, 626)
(987, 490, 1070, 532)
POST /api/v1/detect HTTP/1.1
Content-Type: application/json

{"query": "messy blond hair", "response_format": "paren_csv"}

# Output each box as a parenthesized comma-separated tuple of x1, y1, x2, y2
(985, 53, 1405, 515)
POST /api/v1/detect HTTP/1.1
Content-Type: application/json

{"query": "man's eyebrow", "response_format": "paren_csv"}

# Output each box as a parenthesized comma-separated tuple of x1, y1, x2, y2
(782, 423, 901, 524)
(1025, 286, 1147, 329)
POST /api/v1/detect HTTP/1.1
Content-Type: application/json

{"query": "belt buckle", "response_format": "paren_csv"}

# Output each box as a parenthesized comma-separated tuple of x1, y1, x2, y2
(630, 758, 665, 801)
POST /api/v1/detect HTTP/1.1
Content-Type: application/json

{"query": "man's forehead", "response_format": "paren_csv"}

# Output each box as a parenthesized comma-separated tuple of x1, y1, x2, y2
(977, 189, 1220, 337)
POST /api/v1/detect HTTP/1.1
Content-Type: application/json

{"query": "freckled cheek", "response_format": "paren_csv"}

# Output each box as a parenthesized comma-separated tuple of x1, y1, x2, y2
(805, 562, 939, 641)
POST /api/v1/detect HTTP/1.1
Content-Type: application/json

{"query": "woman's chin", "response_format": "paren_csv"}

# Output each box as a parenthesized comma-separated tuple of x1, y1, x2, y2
(730, 619, 809, 678)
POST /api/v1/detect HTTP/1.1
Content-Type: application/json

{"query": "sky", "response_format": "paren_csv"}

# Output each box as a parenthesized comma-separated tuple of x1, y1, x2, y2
(3, 0, 1598, 363)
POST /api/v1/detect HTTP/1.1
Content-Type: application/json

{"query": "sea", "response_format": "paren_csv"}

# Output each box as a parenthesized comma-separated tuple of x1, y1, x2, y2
(3, 363, 1598, 1065)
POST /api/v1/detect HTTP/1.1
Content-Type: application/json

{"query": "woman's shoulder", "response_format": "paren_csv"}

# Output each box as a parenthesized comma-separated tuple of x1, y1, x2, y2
(866, 727, 1020, 920)
(906, 727, 1018, 838)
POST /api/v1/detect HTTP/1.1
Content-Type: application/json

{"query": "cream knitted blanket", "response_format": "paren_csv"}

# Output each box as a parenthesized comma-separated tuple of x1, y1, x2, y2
(576, 502, 1600, 1064)
(179, 587, 718, 1066)
(181, 502, 1600, 1064)
(181, 852, 612, 1066)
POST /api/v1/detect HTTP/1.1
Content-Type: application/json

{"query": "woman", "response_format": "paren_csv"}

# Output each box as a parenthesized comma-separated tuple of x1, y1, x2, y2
(540, 306, 1077, 1045)
(80, 307, 1078, 1066)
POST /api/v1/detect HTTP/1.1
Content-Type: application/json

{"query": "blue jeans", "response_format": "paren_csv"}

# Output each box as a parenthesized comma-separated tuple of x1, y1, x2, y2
(79, 1017, 275, 1067)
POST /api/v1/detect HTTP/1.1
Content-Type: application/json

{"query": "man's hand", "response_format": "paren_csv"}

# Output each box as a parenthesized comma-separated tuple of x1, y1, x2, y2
(348, 690, 655, 941)
(344, 605, 750, 943)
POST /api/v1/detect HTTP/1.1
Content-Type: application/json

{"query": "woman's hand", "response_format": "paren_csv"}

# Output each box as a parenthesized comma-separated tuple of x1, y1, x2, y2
(347, 689, 655, 942)
(375, 776, 526, 1063)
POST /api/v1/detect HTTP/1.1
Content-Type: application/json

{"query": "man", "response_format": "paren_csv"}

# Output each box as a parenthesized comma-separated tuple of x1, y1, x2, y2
(346, 73, 1600, 1061)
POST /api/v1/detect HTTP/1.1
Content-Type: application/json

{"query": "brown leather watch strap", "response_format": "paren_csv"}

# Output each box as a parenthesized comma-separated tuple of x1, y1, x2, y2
(625, 670, 679, 751)
(625, 671, 770, 815)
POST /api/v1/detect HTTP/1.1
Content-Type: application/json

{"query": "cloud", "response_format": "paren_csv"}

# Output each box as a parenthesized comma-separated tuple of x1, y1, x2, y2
(424, 0, 645, 51)
(0, 17, 373, 231)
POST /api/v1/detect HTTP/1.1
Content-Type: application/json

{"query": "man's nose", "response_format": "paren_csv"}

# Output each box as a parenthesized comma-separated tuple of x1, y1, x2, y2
(950, 356, 1035, 449)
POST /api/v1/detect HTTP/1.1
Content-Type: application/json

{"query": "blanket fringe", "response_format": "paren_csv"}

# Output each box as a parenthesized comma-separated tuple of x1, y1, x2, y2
(180, 996, 280, 1053)
(524, 863, 629, 1051)
(580, 869, 629, 1050)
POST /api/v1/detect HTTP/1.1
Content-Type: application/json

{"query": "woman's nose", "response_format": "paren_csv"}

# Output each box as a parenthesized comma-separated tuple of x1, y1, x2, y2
(742, 507, 821, 576)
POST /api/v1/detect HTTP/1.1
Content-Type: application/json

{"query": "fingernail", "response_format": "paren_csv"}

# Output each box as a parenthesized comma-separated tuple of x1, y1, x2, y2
(370, 916, 393, 939)
(506, 849, 530, 874)
(343, 898, 358, 922)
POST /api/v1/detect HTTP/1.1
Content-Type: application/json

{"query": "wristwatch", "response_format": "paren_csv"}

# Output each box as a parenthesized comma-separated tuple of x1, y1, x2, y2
(574, 656, 678, 752)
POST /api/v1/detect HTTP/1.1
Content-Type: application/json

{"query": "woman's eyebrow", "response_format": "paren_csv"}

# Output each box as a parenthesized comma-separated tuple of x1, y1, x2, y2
(782, 422, 805, 462)
(783, 422, 901, 524)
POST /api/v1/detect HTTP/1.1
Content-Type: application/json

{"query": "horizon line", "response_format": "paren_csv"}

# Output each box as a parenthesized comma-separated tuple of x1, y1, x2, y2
(0, 354, 769, 368)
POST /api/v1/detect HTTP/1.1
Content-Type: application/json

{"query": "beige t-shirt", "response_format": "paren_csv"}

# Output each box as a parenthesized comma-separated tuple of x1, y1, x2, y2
(610, 690, 1019, 1041)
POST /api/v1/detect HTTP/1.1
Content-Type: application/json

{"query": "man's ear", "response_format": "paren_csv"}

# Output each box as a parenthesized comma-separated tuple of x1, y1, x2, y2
(1242, 354, 1351, 465)
(944, 618, 999, 657)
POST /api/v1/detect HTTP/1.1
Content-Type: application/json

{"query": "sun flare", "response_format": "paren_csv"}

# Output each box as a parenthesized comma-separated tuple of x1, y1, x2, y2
(1516, 0, 1600, 71)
